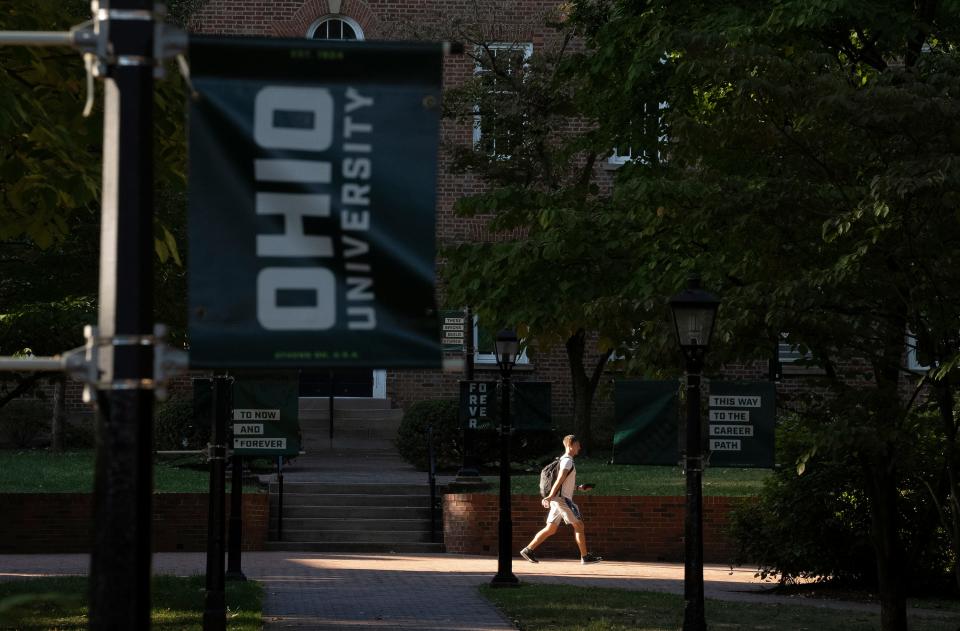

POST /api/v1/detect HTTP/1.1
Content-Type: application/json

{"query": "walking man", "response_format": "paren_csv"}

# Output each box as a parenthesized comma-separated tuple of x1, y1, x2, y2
(520, 434, 602, 564)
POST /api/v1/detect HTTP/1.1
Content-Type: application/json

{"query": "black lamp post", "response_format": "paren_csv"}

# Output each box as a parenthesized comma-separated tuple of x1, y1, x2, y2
(669, 277, 719, 631)
(490, 328, 520, 587)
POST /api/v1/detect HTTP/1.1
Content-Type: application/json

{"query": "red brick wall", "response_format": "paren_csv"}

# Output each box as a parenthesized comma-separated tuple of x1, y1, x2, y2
(443, 493, 748, 564)
(0, 493, 269, 553)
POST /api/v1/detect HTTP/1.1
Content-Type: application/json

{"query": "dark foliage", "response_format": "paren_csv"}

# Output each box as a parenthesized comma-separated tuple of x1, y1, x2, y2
(153, 396, 208, 451)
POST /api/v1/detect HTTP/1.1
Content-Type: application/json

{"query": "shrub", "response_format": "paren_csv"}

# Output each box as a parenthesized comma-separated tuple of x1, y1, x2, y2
(0, 399, 48, 448)
(62, 418, 95, 449)
(396, 399, 462, 471)
(730, 410, 953, 592)
(154, 396, 209, 451)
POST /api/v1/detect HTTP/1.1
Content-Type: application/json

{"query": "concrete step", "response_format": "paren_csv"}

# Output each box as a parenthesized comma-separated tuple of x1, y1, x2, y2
(299, 397, 392, 411)
(264, 541, 444, 553)
(270, 493, 432, 508)
(300, 418, 402, 439)
(281, 505, 432, 519)
(270, 482, 429, 495)
(273, 517, 434, 532)
(299, 409, 404, 422)
(301, 437, 398, 452)
(269, 528, 435, 543)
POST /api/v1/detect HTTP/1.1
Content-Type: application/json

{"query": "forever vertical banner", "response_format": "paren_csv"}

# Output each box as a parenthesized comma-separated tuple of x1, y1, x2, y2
(187, 37, 445, 368)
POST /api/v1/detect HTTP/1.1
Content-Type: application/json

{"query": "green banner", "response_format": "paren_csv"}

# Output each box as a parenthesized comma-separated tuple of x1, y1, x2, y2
(231, 372, 301, 456)
(707, 382, 775, 468)
(513, 382, 552, 431)
(188, 37, 445, 368)
(459, 381, 497, 431)
(441, 309, 467, 352)
(612, 380, 679, 465)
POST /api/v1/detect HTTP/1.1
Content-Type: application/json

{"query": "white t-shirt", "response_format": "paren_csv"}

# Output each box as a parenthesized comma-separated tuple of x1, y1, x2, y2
(557, 455, 576, 499)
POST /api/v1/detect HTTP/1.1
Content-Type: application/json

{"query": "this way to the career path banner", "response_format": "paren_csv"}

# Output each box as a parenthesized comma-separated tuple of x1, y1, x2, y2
(707, 382, 775, 468)
(187, 37, 445, 369)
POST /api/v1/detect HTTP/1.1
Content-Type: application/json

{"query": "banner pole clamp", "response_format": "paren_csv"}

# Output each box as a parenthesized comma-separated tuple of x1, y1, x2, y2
(0, 323, 189, 402)
(0, 1, 188, 116)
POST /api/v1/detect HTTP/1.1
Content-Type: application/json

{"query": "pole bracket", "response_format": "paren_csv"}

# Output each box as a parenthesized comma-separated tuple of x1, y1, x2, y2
(0, 323, 189, 402)
(0, 1, 188, 116)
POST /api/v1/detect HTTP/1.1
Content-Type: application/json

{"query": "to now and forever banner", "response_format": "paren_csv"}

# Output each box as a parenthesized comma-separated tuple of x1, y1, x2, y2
(188, 36, 445, 368)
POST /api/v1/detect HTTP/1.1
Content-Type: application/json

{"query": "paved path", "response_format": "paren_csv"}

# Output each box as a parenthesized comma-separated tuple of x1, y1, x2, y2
(2, 552, 957, 629)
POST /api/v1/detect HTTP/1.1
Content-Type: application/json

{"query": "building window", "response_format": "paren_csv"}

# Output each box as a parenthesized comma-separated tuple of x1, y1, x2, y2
(308, 15, 363, 40)
(778, 339, 813, 364)
(473, 42, 533, 158)
(905, 333, 931, 373)
(474, 317, 530, 365)
(608, 99, 668, 166)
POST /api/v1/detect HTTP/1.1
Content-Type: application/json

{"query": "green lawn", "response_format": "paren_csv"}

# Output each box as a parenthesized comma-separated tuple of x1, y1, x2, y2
(480, 584, 960, 631)
(483, 456, 771, 496)
(0, 575, 262, 630)
(0, 450, 263, 494)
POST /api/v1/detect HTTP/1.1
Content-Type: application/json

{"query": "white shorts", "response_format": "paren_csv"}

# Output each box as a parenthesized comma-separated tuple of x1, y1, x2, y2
(547, 497, 582, 526)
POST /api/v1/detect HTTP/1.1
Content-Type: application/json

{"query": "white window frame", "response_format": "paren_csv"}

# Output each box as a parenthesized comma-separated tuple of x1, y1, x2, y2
(778, 342, 812, 364)
(473, 42, 533, 158)
(905, 333, 931, 373)
(307, 15, 364, 40)
(607, 99, 669, 166)
(473, 316, 530, 366)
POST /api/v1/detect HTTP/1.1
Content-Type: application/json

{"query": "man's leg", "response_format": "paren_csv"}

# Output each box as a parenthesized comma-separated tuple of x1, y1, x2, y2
(572, 520, 588, 557)
(526, 521, 559, 550)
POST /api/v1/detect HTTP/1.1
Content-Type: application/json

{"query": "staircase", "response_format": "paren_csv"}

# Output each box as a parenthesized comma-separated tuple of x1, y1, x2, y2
(265, 397, 446, 553)
(266, 481, 443, 553)
(298, 397, 403, 452)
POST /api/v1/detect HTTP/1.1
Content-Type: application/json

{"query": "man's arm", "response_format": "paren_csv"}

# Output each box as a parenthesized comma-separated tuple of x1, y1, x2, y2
(542, 466, 572, 506)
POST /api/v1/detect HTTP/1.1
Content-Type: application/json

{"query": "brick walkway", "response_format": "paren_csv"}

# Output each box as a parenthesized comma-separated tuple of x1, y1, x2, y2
(2, 552, 957, 629)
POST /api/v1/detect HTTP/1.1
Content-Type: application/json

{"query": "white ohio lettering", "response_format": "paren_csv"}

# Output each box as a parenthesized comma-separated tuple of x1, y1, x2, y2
(257, 267, 336, 330)
(254, 87, 334, 150)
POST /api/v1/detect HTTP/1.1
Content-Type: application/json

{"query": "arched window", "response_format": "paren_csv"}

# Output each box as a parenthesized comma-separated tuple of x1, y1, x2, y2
(307, 15, 363, 40)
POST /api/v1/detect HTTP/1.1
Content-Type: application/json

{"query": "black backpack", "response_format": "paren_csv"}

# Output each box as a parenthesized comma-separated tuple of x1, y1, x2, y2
(539, 456, 570, 497)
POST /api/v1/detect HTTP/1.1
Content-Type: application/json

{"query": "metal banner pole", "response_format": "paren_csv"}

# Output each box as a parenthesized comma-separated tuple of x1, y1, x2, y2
(203, 375, 229, 630)
(88, 1, 156, 627)
(226, 455, 247, 581)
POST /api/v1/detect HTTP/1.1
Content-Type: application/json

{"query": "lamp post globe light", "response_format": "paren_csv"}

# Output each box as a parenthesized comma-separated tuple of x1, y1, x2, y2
(490, 328, 520, 587)
(668, 277, 720, 631)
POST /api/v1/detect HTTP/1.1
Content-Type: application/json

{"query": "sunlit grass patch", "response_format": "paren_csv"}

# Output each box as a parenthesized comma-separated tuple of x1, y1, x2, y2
(0, 574, 262, 630)
(480, 583, 960, 631)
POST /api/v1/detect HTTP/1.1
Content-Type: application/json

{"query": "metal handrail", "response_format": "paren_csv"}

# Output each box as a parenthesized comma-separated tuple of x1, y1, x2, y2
(427, 425, 438, 543)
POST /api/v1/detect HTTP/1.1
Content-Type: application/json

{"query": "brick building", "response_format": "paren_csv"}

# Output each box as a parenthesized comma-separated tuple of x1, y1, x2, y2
(181, 0, 615, 438)
(46, 0, 830, 451)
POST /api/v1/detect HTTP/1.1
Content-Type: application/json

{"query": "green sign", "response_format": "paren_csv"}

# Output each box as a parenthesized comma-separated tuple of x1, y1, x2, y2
(441, 309, 467, 351)
(231, 373, 301, 456)
(513, 382, 552, 431)
(612, 380, 679, 465)
(187, 37, 445, 369)
(459, 381, 497, 430)
(707, 382, 775, 468)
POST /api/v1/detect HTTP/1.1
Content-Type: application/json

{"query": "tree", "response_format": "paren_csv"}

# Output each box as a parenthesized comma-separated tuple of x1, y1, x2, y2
(570, 1, 960, 628)
(0, 0, 191, 444)
(439, 7, 669, 451)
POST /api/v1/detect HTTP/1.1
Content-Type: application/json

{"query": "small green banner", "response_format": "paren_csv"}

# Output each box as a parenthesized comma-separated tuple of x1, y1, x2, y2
(707, 382, 775, 468)
(612, 380, 679, 465)
(459, 381, 497, 431)
(441, 309, 467, 352)
(513, 382, 552, 431)
(231, 373, 301, 456)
